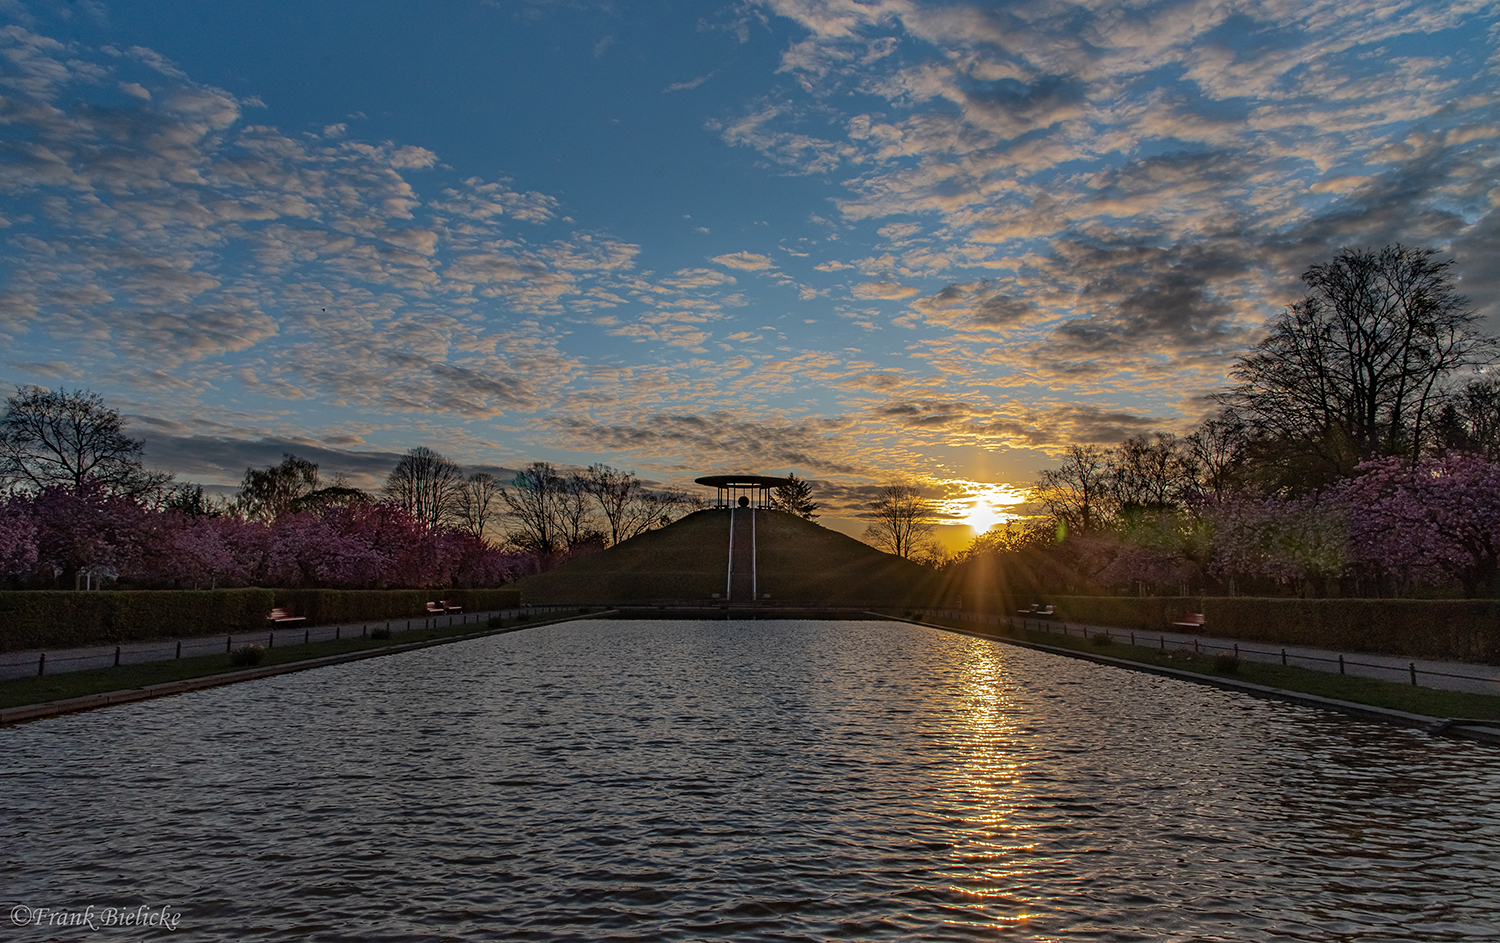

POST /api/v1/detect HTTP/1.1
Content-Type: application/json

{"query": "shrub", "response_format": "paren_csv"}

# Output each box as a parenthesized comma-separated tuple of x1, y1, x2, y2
(369, 627, 392, 640)
(1090, 631, 1113, 647)
(1213, 653, 1241, 673)
(229, 644, 265, 667)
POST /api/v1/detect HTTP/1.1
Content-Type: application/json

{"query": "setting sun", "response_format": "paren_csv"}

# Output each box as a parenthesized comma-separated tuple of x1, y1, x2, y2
(942, 482, 1029, 535)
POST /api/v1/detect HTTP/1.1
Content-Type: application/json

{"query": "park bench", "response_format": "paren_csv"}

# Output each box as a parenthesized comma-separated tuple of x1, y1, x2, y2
(425, 601, 446, 615)
(441, 599, 463, 613)
(1172, 612, 1206, 629)
(267, 607, 306, 625)
(1035, 605, 1055, 618)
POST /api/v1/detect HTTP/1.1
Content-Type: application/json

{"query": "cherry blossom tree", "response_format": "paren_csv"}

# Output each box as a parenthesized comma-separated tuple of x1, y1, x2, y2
(1335, 454, 1500, 597)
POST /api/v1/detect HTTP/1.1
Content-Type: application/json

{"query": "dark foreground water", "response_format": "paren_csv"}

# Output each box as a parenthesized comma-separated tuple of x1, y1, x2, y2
(3, 619, 1499, 941)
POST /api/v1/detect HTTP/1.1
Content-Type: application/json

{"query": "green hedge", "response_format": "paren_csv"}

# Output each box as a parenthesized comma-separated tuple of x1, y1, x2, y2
(1201, 598, 1500, 662)
(0, 589, 274, 652)
(0, 587, 521, 653)
(1049, 596, 1197, 631)
(1045, 595, 1500, 663)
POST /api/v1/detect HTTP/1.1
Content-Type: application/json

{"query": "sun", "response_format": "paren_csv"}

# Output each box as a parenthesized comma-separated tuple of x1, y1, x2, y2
(942, 481, 1028, 535)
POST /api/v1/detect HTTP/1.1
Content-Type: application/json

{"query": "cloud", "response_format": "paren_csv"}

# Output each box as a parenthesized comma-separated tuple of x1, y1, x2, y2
(390, 145, 439, 169)
(711, 251, 777, 271)
(852, 281, 919, 300)
(548, 411, 867, 476)
(665, 70, 717, 92)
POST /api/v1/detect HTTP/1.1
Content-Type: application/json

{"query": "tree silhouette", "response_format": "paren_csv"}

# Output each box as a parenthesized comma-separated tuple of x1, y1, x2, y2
(864, 483, 935, 559)
(770, 473, 820, 520)
(0, 386, 171, 498)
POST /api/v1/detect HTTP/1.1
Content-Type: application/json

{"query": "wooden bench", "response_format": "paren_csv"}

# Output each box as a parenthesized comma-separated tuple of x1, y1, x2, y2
(441, 599, 463, 613)
(1172, 612, 1206, 629)
(425, 601, 446, 615)
(1035, 605, 1055, 618)
(268, 607, 306, 625)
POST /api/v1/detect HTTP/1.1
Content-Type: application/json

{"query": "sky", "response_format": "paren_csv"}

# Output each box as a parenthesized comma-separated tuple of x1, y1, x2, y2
(1, 0, 1497, 547)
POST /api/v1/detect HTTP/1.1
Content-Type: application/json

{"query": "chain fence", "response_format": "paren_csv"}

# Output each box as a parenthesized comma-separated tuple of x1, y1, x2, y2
(910, 607, 1500, 695)
(0, 607, 575, 681)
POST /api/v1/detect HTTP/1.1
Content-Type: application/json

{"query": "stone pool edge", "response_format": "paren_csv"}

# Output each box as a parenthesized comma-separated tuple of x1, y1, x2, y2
(880, 612, 1500, 747)
(0, 610, 614, 727)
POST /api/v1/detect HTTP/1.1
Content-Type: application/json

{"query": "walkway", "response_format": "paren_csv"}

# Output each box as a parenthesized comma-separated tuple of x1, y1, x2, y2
(725, 507, 757, 603)
(0, 607, 571, 681)
(920, 608, 1500, 697)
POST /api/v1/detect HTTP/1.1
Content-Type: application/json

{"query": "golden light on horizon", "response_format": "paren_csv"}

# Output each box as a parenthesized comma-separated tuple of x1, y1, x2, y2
(942, 481, 1029, 535)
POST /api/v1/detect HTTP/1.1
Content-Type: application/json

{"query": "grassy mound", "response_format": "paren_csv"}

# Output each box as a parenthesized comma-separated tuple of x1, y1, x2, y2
(514, 509, 938, 607)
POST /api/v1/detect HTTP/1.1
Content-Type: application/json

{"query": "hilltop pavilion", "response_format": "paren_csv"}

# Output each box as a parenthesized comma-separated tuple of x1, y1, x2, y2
(695, 474, 793, 510)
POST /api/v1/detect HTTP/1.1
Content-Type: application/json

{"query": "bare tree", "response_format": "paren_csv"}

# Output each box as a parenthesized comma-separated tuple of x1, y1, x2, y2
(555, 474, 605, 550)
(384, 446, 465, 528)
(583, 464, 702, 545)
(583, 464, 652, 546)
(1031, 445, 1114, 534)
(864, 483, 936, 559)
(1223, 244, 1495, 487)
(502, 461, 566, 555)
(1110, 433, 1191, 513)
(234, 454, 320, 522)
(0, 385, 172, 497)
(769, 473, 820, 520)
(455, 472, 504, 541)
(1184, 412, 1249, 502)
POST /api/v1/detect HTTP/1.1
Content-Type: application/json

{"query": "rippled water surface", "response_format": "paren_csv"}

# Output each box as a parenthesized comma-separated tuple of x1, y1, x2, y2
(4, 619, 1500, 941)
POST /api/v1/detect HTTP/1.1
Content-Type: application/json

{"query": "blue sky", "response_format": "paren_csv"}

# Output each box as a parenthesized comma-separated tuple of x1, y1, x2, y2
(1, 0, 1497, 543)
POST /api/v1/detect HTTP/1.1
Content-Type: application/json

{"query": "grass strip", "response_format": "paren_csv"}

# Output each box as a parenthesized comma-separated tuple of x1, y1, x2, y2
(904, 613, 1500, 722)
(0, 611, 588, 711)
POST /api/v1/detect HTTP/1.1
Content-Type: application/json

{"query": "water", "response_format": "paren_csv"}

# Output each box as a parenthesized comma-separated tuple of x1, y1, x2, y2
(3, 619, 1499, 941)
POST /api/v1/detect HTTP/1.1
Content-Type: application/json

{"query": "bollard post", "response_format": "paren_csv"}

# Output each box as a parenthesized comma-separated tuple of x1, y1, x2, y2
(268, 632, 274, 649)
(38, 652, 45, 677)
(336, 625, 341, 641)
(1234, 644, 1239, 658)
(1194, 638, 1199, 653)
(1339, 654, 1345, 674)
(227, 635, 232, 653)
(1131, 632, 1136, 646)
(1410, 663, 1418, 686)
(114, 645, 121, 667)
(304, 628, 309, 645)
(1281, 648, 1288, 666)
(176, 641, 182, 660)
(1160, 635, 1166, 650)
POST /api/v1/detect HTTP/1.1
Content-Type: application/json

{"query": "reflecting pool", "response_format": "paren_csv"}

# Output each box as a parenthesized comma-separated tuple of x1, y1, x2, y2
(4, 619, 1499, 940)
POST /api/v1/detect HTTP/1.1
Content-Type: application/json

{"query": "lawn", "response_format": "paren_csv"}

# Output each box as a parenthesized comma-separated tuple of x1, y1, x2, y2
(904, 612, 1500, 722)
(0, 611, 588, 711)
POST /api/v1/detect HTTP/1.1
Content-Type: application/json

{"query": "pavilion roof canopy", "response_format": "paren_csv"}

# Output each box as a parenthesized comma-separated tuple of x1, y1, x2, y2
(694, 475, 794, 489)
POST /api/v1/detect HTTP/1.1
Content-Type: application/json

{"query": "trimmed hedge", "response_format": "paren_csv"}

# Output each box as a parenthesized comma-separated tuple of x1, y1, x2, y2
(267, 588, 520, 628)
(0, 589, 274, 652)
(1046, 595, 1500, 664)
(0, 587, 521, 653)
(1201, 598, 1500, 663)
